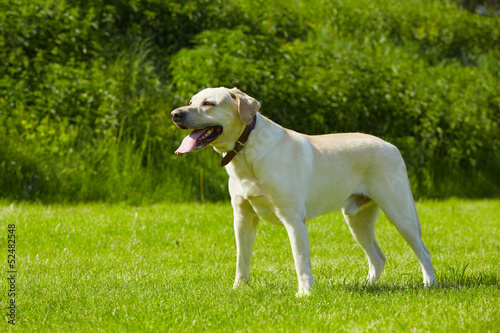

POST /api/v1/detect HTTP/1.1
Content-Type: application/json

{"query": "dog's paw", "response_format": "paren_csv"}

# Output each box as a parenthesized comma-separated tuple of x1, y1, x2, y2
(233, 279, 249, 289)
(295, 289, 313, 298)
(424, 279, 437, 288)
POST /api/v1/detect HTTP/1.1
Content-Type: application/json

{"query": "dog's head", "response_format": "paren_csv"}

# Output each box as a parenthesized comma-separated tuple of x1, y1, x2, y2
(171, 87, 260, 154)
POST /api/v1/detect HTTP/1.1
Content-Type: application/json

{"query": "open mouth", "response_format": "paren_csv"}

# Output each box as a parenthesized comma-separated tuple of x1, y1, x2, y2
(175, 125, 223, 154)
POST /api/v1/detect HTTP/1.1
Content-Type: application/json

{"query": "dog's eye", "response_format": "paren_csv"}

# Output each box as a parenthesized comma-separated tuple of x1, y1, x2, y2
(203, 101, 214, 106)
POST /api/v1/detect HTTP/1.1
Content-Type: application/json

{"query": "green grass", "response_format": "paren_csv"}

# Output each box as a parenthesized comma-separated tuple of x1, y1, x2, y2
(1, 199, 498, 332)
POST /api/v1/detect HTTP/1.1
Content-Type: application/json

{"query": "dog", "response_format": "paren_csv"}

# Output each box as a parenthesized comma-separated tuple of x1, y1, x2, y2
(171, 87, 436, 296)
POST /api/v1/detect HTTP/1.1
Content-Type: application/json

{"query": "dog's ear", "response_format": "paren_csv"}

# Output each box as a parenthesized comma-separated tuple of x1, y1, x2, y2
(228, 87, 260, 124)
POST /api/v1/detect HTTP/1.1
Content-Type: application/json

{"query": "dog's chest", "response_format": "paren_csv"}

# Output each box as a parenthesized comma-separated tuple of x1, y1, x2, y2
(230, 174, 266, 198)
(247, 195, 283, 225)
(228, 171, 284, 225)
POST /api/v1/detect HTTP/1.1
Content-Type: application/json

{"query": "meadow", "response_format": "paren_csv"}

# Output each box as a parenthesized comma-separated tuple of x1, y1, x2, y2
(1, 199, 498, 332)
(1, 0, 499, 331)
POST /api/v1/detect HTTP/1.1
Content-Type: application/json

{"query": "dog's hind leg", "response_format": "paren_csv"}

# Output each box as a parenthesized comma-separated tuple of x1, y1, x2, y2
(343, 199, 386, 282)
(381, 202, 435, 286)
(369, 173, 436, 286)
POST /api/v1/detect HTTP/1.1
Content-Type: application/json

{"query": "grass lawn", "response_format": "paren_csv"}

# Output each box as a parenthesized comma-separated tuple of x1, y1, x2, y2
(1, 199, 498, 332)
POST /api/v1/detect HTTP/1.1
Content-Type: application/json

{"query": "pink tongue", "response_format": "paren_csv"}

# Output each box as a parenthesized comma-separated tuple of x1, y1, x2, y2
(175, 129, 207, 154)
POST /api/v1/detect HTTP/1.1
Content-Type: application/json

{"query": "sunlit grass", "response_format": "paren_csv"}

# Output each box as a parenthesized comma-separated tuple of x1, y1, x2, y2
(0, 199, 498, 331)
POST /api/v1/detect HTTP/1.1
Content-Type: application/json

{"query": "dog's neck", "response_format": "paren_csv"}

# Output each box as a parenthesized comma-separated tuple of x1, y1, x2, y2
(221, 114, 285, 175)
(219, 116, 257, 167)
(211, 119, 249, 155)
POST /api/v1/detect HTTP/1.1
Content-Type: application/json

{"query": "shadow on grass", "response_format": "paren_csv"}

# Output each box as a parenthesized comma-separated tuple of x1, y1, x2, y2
(326, 263, 498, 294)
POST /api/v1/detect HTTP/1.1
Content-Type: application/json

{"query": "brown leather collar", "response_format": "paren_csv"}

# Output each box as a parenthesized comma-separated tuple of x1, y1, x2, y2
(220, 115, 257, 167)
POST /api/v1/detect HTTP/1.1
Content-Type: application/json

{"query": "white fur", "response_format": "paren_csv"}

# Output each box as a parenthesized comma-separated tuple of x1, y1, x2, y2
(173, 87, 436, 295)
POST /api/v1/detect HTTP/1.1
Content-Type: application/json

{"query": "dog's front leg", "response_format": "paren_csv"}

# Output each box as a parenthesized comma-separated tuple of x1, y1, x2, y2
(284, 218, 314, 296)
(232, 196, 259, 288)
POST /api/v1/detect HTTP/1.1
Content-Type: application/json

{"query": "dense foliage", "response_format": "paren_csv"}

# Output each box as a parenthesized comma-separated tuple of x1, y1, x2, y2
(1, 0, 499, 203)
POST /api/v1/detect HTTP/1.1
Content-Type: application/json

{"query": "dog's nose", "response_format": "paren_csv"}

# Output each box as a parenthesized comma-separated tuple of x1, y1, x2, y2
(171, 109, 184, 120)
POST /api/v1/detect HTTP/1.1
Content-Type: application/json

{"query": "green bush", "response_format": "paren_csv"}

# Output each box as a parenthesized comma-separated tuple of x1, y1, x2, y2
(0, 0, 498, 202)
(170, 24, 499, 197)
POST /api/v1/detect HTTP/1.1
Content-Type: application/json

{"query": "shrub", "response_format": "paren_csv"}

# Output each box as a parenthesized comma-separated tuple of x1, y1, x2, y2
(0, 0, 498, 202)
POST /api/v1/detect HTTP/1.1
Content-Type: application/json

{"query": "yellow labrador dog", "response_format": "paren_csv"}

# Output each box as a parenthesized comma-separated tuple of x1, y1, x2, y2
(171, 87, 436, 296)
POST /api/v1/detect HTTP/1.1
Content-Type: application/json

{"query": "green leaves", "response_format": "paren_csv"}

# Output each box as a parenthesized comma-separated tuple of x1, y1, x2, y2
(0, 0, 499, 202)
